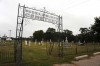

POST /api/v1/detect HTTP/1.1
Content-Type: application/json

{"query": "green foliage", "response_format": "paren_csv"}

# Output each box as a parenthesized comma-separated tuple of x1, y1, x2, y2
(91, 17, 100, 42)
(91, 17, 100, 34)
(32, 16, 100, 43)
(79, 28, 89, 34)
(33, 30, 44, 41)
(22, 42, 100, 66)
(0, 41, 100, 66)
(33, 28, 75, 42)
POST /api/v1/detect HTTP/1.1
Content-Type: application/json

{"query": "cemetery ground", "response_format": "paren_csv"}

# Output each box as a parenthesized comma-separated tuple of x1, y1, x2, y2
(0, 41, 100, 66)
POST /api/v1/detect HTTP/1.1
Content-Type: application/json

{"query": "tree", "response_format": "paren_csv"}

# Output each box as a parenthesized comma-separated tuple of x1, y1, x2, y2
(91, 17, 100, 34)
(91, 17, 100, 42)
(78, 28, 90, 43)
(46, 28, 55, 33)
(33, 30, 44, 41)
(44, 28, 56, 41)
(64, 29, 73, 35)
(63, 29, 74, 42)
(79, 28, 89, 34)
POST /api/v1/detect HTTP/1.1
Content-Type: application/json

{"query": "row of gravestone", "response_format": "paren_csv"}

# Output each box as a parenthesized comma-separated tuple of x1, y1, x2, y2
(0, 37, 83, 47)
(24, 37, 73, 48)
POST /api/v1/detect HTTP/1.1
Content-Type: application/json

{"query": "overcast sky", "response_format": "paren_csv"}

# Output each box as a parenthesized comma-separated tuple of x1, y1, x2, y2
(0, 0, 100, 37)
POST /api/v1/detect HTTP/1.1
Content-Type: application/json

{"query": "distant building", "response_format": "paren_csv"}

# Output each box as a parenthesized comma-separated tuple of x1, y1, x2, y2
(6, 37, 12, 40)
(1, 34, 12, 40)
(1, 34, 7, 40)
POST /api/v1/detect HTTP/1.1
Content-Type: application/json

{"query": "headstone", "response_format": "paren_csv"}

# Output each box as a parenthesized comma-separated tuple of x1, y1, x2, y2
(64, 37, 68, 48)
(35, 39, 37, 45)
(78, 40, 83, 45)
(38, 42, 41, 45)
(41, 41, 43, 45)
(50, 39, 51, 43)
(25, 40, 28, 45)
(60, 42, 62, 46)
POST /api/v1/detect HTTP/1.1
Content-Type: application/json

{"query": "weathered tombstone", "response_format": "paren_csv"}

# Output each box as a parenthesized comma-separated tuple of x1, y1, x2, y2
(38, 42, 41, 45)
(41, 41, 43, 45)
(78, 40, 82, 45)
(78, 40, 84, 46)
(64, 37, 68, 48)
(50, 39, 51, 43)
(40, 38, 43, 45)
(60, 42, 61, 46)
(35, 39, 37, 45)
(25, 40, 28, 46)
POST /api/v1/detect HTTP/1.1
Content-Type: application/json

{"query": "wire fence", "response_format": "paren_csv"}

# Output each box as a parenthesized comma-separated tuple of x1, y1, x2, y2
(0, 41, 100, 66)
(0, 40, 15, 64)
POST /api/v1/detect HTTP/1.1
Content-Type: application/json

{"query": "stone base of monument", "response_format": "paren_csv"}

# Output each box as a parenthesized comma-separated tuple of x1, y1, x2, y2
(74, 55, 88, 61)
(93, 52, 100, 56)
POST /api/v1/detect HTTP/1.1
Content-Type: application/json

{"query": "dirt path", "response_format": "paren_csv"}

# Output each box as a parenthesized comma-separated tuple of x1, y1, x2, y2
(53, 55, 100, 66)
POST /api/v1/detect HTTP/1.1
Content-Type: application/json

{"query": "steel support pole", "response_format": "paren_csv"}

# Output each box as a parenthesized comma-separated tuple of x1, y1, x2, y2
(15, 4, 25, 66)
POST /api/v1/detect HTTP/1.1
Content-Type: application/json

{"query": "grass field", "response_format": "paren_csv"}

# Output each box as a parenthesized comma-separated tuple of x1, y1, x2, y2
(22, 42, 100, 66)
(0, 41, 100, 66)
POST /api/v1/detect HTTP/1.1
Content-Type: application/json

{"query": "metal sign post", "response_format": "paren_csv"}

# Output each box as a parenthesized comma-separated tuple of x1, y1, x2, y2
(15, 3, 63, 66)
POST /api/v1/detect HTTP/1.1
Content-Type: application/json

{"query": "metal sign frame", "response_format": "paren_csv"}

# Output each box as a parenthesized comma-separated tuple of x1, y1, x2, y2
(15, 3, 63, 66)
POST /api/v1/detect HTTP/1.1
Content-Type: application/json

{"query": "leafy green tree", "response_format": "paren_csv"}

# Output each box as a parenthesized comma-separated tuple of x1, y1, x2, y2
(79, 28, 89, 34)
(46, 28, 55, 33)
(63, 29, 74, 42)
(91, 17, 100, 42)
(44, 28, 56, 41)
(33, 30, 44, 41)
(78, 28, 90, 43)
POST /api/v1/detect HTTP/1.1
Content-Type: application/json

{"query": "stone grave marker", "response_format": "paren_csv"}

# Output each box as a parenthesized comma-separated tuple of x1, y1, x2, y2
(25, 40, 28, 46)
(64, 37, 68, 48)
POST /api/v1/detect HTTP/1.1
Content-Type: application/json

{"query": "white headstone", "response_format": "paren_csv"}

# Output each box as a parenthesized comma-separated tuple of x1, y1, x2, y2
(64, 37, 68, 48)
(41, 41, 43, 45)
(60, 42, 62, 46)
(50, 39, 51, 43)
(25, 40, 28, 45)
(78, 40, 82, 45)
(65, 37, 68, 43)
(35, 39, 37, 45)
(39, 42, 41, 45)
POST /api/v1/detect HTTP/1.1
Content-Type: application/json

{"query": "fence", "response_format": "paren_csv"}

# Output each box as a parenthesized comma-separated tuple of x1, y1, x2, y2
(66, 43, 100, 56)
(0, 40, 15, 65)
(0, 41, 100, 66)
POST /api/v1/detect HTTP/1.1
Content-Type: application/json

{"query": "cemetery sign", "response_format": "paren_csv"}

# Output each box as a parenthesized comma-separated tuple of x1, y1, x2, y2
(16, 4, 63, 66)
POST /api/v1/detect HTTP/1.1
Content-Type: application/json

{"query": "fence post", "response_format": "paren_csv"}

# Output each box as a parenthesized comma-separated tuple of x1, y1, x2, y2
(86, 43, 88, 55)
(75, 43, 78, 55)
(93, 42, 95, 52)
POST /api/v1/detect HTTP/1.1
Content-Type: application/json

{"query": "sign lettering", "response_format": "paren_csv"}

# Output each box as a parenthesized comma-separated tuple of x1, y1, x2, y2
(24, 7, 59, 24)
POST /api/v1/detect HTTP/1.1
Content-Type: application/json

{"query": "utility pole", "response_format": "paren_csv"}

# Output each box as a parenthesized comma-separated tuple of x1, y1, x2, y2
(9, 30, 12, 38)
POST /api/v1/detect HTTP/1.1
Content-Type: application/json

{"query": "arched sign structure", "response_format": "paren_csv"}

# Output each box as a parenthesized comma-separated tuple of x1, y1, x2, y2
(15, 4, 63, 66)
